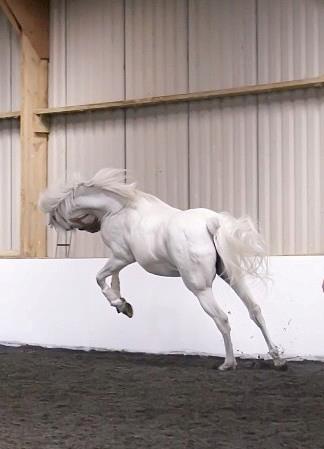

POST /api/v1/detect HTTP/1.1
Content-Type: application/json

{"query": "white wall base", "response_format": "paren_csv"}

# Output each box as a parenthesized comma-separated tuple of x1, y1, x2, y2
(0, 257, 323, 360)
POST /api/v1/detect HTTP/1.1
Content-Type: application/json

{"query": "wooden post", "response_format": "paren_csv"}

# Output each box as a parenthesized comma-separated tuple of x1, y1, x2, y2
(20, 34, 48, 256)
(0, 0, 49, 58)
(0, 0, 49, 257)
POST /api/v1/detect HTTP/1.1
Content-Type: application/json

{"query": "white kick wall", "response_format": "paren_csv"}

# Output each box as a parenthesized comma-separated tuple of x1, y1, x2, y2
(0, 257, 323, 360)
(48, 0, 324, 258)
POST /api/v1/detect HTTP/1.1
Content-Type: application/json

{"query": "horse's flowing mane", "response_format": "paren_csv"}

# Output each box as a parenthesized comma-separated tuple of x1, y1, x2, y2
(39, 168, 137, 214)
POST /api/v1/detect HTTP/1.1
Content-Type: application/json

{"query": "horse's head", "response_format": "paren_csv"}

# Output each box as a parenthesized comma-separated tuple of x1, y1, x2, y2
(39, 168, 137, 234)
(39, 185, 101, 234)
(68, 213, 101, 233)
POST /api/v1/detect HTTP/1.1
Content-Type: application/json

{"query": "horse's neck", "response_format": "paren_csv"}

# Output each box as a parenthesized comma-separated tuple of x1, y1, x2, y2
(72, 190, 126, 218)
(137, 191, 179, 212)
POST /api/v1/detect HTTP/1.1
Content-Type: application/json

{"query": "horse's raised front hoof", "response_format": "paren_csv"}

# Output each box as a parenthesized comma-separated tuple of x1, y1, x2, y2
(122, 302, 133, 318)
(116, 301, 133, 318)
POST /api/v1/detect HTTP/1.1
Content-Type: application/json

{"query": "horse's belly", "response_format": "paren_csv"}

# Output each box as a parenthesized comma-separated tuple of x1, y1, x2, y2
(140, 261, 180, 277)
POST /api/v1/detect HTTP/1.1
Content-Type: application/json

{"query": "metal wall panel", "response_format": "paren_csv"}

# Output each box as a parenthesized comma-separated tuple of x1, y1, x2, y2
(47, 116, 68, 258)
(0, 13, 12, 250)
(48, 0, 125, 257)
(47, 0, 324, 257)
(0, 122, 20, 251)
(48, 0, 68, 255)
(0, 12, 20, 251)
(0, 120, 12, 249)
(9, 23, 20, 252)
(126, 104, 188, 209)
(49, 0, 66, 107)
(0, 12, 20, 111)
(0, 13, 11, 112)
(47, 111, 125, 258)
(125, 0, 189, 208)
(10, 121, 20, 251)
(64, 0, 125, 256)
(50, 0, 125, 105)
(258, 89, 324, 255)
(66, 111, 125, 258)
(66, 0, 124, 104)
(125, 0, 188, 98)
(189, 0, 256, 91)
(257, 0, 324, 254)
(258, 0, 324, 83)
(188, 0, 258, 228)
(189, 97, 258, 223)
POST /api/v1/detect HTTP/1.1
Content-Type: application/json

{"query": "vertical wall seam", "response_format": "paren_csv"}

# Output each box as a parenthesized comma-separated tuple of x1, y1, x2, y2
(123, 0, 127, 175)
(187, 0, 190, 208)
(64, 0, 68, 251)
(64, 0, 68, 181)
(255, 0, 261, 232)
(9, 23, 13, 249)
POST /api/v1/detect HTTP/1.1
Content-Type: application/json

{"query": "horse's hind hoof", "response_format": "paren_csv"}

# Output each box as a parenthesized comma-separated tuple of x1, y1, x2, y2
(215, 361, 237, 371)
(274, 359, 288, 371)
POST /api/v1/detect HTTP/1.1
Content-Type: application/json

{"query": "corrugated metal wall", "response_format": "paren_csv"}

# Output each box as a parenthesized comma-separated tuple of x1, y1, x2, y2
(0, 11, 20, 252)
(48, 0, 324, 257)
(257, 0, 324, 254)
(188, 0, 258, 222)
(49, 0, 125, 257)
(257, 0, 324, 83)
(189, 97, 258, 223)
(125, 0, 189, 208)
(189, 0, 256, 90)
(258, 89, 324, 255)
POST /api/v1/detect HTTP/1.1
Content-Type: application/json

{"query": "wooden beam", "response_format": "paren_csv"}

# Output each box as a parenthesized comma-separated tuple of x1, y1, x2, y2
(35, 75, 324, 117)
(0, 250, 20, 258)
(20, 35, 48, 257)
(0, 0, 20, 33)
(0, 0, 49, 59)
(0, 111, 20, 119)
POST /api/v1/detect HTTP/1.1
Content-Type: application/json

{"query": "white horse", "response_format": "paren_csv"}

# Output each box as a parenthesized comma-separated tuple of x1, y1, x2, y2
(39, 168, 285, 370)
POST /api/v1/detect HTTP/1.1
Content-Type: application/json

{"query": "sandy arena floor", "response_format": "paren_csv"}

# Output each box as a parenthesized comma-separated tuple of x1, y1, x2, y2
(0, 346, 323, 449)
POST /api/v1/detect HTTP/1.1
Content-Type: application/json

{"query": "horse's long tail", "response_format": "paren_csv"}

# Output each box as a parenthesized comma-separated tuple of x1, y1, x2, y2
(207, 212, 268, 285)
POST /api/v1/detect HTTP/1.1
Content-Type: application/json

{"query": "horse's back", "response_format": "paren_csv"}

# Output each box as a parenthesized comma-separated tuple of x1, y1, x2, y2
(167, 208, 219, 236)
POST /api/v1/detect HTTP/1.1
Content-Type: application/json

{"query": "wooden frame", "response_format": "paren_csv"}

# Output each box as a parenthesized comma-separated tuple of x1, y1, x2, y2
(20, 35, 48, 257)
(0, 111, 20, 119)
(1, 74, 324, 125)
(0, 0, 49, 258)
(35, 75, 324, 117)
(0, 0, 49, 58)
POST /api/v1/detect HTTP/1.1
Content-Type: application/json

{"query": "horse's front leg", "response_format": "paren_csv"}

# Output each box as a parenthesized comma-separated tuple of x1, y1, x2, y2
(96, 258, 133, 318)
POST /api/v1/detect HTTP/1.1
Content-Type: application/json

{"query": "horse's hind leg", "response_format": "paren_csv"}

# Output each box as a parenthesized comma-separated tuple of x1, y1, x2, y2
(196, 288, 237, 370)
(181, 268, 236, 370)
(220, 271, 285, 367)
